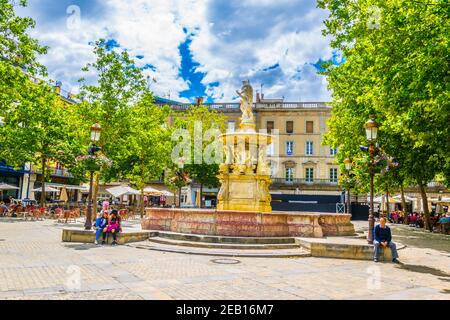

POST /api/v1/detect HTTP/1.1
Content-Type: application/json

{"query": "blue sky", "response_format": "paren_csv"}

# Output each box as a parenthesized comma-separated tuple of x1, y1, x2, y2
(17, 0, 339, 103)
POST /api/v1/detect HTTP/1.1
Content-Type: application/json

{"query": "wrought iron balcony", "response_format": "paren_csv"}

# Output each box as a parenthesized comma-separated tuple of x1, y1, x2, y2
(271, 178, 339, 187)
(162, 102, 331, 112)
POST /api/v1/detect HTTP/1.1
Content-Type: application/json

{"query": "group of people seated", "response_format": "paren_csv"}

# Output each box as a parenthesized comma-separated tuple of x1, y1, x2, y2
(93, 201, 122, 245)
(407, 212, 424, 228)
(388, 210, 405, 224)
(386, 210, 450, 233)
(0, 198, 24, 217)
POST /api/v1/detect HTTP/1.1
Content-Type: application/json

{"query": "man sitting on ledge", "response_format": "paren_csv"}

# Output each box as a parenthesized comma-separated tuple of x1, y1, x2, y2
(374, 217, 400, 263)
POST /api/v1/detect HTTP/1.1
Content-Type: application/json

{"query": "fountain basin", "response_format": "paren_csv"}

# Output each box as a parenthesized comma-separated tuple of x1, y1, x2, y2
(141, 208, 355, 238)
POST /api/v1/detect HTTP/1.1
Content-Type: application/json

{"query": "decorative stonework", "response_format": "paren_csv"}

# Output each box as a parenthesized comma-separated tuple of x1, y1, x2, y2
(217, 80, 273, 212)
(141, 208, 355, 238)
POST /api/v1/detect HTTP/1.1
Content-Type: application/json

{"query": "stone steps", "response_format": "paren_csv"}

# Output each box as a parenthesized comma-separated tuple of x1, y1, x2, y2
(128, 241, 311, 258)
(149, 230, 297, 244)
(147, 236, 301, 250)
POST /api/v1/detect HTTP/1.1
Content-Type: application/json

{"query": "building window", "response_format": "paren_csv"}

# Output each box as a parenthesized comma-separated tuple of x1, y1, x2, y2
(286, 121, 294, 134)
(270, 161, 277, 177)
(330, 147, 337, 156)
(285, 167, 294, 183)
(286, 141, 294, 156)
(305, 168, 314, 183)
(227, 121, 235, 132)
(266, 121, 274, 134)
(330, 168, 338, 183)
(267, 143, 275, 156)
(306, 121, 314, 133)
(306, 141, 313, 155)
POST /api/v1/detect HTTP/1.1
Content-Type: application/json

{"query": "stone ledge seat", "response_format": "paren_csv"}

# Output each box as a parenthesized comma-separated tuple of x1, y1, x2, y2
(62, 229, 151, 245)
(295, 237, 406, 261)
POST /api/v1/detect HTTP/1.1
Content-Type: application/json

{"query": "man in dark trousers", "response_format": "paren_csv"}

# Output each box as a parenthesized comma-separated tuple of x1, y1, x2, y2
(373, 217, 400, 263)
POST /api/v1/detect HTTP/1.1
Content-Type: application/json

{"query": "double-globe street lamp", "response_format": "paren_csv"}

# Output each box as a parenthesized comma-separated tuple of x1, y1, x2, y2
(84, 123, 102, 230)
(362, 118, 379, 244)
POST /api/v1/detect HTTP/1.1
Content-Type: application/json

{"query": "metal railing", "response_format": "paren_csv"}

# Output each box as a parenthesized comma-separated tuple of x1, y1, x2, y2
(163, 102, 331, 111)
(30, 165, 73, 178)
(271, 178, 339, 186)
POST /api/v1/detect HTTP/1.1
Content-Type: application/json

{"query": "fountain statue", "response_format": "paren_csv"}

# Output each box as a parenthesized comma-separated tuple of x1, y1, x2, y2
(217, 80, 273, 212)
(141, 80, 355, 239)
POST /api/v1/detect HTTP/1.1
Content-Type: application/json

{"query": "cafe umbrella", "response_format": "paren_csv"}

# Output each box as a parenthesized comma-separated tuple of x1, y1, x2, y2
(0, 183, 20, 201)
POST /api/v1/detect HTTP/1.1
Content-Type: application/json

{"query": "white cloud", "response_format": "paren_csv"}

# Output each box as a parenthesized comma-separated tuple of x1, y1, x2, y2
(18, 0, 334, 102)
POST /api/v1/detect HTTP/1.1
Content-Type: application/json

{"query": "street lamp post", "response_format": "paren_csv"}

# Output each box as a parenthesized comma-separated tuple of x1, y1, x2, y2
(84, 123, 102, 231)
(344, 158, 352, 215)
(364, 118, 378, 244)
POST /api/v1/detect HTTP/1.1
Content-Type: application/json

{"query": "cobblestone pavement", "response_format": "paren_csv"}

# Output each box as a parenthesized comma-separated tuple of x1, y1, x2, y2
(0, 219, 449, 300)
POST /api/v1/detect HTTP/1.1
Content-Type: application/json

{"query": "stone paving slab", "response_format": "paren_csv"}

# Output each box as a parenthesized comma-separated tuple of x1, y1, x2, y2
(0, 219, 448, 300)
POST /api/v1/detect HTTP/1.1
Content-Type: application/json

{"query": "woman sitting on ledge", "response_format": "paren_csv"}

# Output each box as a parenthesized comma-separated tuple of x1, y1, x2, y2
(102, 210, 122, 245)
(94, 211, 109, 245)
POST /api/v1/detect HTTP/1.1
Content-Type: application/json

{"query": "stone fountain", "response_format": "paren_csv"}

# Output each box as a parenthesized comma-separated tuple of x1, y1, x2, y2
(142, 81, 354, 238)
(217, 80, 272, 212)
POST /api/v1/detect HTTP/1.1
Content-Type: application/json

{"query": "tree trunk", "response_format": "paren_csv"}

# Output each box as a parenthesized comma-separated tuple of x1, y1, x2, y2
(419, 183, 432, 231)
(40, 157, 46, 207)
(178, 187, 182, 208)
(92, 173, 100, 219)
(140, 187, 145, 218)
(199, 183, 203, 208)
(400, 184, 408, 224)
(385, 190, 390, 217)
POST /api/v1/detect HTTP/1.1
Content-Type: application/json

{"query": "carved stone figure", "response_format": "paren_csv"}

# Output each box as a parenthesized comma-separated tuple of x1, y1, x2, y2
(236, 80, 255, 125)
(256, 145, 270, 176)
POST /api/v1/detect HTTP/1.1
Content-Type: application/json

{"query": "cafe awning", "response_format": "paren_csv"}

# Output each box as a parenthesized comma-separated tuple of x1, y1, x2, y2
(0, 183, 19, 191)
(106, 185, 141, 198)
(32, 186, 59, 193)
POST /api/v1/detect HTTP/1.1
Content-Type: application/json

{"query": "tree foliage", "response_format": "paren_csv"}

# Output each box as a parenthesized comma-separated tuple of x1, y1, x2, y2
(318, 0, 449, 228)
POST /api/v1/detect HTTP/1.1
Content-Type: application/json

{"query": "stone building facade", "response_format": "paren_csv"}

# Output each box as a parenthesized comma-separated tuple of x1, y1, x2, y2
(156, 95, 340, 196)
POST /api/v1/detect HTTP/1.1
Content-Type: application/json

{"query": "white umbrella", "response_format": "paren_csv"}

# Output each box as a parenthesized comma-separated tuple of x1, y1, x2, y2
(106, 185, 140, 198)
(160, 190, 174, 197)
(143, 186, 163, 195)
(0, 183, 19, 201)
(392, 195, 415, 202)
(0, 183, 19, 190)
(32, 186, 59, 192)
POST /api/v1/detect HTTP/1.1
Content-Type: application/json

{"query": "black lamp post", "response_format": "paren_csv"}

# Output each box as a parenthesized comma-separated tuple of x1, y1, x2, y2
(364, 118, 379, 244)
(344, 158, 353, 215)
(84, 123, 102, 230)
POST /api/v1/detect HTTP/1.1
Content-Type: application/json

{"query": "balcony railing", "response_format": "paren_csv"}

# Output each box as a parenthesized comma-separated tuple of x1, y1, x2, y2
(271, 178, 339, 187)
(163, 102, 331, 112)
(31, 166, 73, 178)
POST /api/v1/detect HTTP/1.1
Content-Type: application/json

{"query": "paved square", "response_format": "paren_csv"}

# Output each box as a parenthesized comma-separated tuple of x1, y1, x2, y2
(0, 219, 448, 300)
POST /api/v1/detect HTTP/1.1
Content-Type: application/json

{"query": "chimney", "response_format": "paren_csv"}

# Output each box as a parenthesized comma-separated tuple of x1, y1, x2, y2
(196, 96, 203, 106)
(256, 92, 260, 103)
(55, 81, 62, 95)
(261, 93, 265, 100)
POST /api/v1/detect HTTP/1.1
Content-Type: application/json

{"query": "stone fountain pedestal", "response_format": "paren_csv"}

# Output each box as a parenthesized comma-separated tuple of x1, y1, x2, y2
(141, 208, 354, 238)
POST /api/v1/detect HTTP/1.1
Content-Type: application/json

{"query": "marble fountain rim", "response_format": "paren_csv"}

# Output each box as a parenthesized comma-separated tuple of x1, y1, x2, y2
(145, 207, 351, 217)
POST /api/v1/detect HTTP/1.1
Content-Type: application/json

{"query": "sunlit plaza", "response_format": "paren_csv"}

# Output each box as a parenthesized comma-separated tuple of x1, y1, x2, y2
(0, 0, 449, 303)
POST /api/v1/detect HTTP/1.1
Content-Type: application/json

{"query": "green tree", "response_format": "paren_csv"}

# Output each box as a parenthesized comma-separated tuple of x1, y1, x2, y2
(1, 83, 85, 206)
(77, 39, 148, 213)
(0, 0, 48, 161)
(318, 0, 449, 230)
(164, 166, 191, 208)
(173, 104, 226, 208)
(120, 92, 172, 217)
